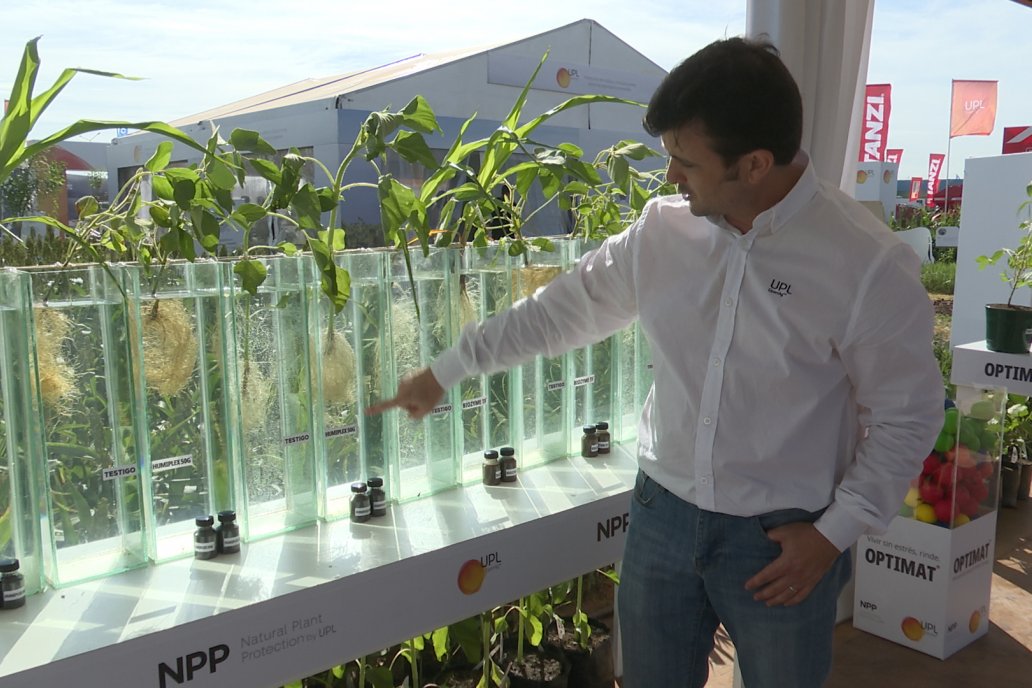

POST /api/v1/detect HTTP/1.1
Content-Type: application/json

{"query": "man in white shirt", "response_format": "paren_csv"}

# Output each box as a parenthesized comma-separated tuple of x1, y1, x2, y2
(369, 37, 944, 687)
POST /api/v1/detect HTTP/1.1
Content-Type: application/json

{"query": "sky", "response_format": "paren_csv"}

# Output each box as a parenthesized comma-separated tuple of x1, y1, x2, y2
(2, 0, 1031, 182)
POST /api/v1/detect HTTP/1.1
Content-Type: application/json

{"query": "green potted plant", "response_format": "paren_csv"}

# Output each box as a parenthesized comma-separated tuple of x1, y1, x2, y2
(976, 179, 1032, 353)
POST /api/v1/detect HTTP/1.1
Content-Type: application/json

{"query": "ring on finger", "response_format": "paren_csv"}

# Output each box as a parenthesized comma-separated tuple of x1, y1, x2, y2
(787, 585, 797, 593)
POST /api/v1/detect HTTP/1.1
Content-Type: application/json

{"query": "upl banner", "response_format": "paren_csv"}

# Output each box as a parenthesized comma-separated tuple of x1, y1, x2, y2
(857, 84, 892, 162)
(950, 80, 998, 138)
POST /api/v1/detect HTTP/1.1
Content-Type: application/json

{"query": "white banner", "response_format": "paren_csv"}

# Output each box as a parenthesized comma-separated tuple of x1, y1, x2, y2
(488, 53, 659, 103)
(0, 489, 632, 688)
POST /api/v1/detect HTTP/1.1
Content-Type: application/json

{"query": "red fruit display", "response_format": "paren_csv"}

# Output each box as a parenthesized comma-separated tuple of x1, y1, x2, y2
(922, 454, 941, 475)
(901, 394, 1001, 529)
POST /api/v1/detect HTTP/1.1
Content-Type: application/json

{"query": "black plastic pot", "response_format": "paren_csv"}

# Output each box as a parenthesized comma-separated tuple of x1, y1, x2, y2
(985, 303, 1032, 353)
(506, 644, 571, 688)
(546, 617, 614, 688)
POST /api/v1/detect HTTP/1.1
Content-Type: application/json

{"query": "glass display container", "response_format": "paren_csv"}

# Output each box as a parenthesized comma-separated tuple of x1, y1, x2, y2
(566, 239, 615, 455)
(221, 255, 318, 541)
(0, 269, 43, 597)
(125, 261, 237, 562)
(509, 239, 572, 469)
(634, 322, 654, 431)
(899, 385, 1003, 529)
(455, 245, 515, 483)
(387, 248, 458, 501)
(28, 264, 147, 586)
(613, 324, 638, 443)
(311, 250, 393, 520)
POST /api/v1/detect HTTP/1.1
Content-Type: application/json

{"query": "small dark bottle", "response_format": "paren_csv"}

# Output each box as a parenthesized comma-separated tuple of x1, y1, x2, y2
(216, 510, 241, 554)
(350, 482, 371, 522)
(194, 515, 217, 560)
(595, 422, 611, 454)
(500, 447, 517, 482)
(581, 425, 599, 458)
(0, 558, 25, 609)
(483, 450, 502, 486)
(368, 476, 387, 517)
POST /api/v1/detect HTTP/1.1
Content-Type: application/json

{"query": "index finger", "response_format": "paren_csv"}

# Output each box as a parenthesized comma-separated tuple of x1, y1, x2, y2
(744, 556, 784, 592)
(365, 396, 401, 416)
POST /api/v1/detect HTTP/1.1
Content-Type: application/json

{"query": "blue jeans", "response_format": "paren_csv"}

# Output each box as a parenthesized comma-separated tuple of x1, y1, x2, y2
(617, 471, 851, 688)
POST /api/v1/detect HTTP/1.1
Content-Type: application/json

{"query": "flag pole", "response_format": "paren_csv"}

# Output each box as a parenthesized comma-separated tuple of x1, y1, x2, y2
(944, 79, 954, 212)
(944, 136, 953, 211)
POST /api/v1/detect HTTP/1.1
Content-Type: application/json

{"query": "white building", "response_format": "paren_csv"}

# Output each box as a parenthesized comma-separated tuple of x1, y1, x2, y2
(106, 19, 666, 246)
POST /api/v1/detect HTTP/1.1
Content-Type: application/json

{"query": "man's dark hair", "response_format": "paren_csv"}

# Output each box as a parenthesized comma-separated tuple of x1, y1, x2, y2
(643, 37, 803, 166)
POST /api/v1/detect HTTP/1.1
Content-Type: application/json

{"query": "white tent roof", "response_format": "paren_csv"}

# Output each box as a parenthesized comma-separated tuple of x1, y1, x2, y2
(167, 42, 505, 126)
(168, 18, 661, 128)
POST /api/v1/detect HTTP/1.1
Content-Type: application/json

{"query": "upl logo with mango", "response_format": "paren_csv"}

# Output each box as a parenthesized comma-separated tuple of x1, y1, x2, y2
(555, 67, 578, 89)
(457, 551, 502, 595)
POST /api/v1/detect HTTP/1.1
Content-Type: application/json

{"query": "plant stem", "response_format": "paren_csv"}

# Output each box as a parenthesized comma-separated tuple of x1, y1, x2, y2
(517, 597, 525, 663)
(482, 611, 491, 687)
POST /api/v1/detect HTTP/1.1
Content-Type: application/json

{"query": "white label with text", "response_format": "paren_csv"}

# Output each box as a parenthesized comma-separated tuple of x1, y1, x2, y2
(461, 396, 487, 411)
(284, 432, 312, 446)
(574, 375, 595, 387)
(325, 424, 358, 439)
(431, 403, 454, 416)
(152, 455, 194, 473)
(102, 465, 138, 481)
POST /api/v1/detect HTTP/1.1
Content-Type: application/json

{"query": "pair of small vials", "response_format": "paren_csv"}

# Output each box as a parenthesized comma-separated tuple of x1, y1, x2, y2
(194, 510, 240, 559)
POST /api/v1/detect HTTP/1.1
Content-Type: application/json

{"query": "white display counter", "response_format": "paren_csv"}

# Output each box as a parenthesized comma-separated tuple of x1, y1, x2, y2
(951, 340, 1032, 396)
(0, 447, 637, 688)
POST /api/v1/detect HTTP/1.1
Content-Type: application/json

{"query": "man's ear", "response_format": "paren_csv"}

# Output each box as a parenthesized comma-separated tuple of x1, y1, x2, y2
(740, 149, 776, 184)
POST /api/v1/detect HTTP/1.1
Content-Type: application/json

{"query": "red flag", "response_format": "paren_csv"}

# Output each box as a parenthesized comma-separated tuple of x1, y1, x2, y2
(926, 154, 945, 206)
(909, 177, 923, 202)
(1003, 126, 1032, 154)
(884, 149, 903, 165)
(950, 80, 998, 138)
(857, 84, 892, 162)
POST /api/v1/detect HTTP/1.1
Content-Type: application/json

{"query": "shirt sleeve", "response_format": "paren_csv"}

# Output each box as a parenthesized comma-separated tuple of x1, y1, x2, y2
(431, 220, 642, 390)
(814, 243, 946, 551)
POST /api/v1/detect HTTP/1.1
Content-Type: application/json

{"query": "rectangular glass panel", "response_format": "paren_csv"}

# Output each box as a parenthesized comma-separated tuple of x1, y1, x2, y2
(29, 265, 147, 586)
(223, 255, 318, 540)
(314, 251, 392, 519)
(510, 240, 571, 468)
(127, 261, 234, 562)
(457, 246, 514, 483)
(0, 269, 43, 596)
(388, 249, 458, 501)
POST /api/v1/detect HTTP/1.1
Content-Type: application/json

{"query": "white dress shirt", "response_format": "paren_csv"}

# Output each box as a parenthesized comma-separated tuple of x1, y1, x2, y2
(432, 159, 945, 552)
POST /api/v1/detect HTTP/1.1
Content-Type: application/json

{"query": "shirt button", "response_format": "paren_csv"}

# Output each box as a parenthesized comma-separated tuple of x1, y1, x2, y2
(712, 358, 721, 367)
(700, 477, 710, 485)
(724, 297, 733, 307)
(703, 417, 712, 425)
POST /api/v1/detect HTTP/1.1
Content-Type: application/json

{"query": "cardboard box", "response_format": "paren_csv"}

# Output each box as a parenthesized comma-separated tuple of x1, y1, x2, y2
(853, 385, 1003, 659)
(854, 161, 899, 222)
(854, 510, 996, 659)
